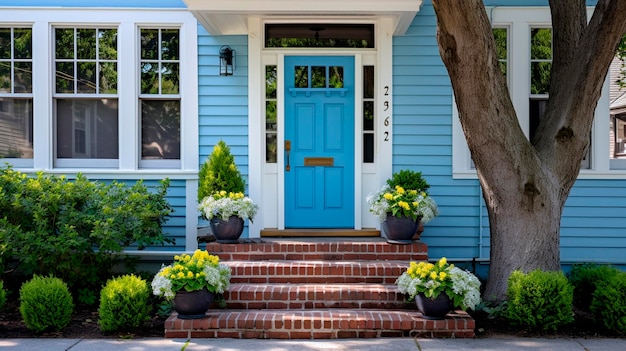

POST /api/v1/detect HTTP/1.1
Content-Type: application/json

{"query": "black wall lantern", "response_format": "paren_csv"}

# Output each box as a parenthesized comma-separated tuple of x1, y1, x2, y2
(219, 45, 235, 76)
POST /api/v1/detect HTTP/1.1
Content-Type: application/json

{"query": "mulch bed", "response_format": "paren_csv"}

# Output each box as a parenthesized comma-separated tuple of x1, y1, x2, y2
(1, 300, 621, 339)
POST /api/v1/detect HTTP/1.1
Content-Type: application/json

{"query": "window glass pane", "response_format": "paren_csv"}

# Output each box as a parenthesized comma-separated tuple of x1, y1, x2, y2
(266, 133, 277, 163)
(56, 99, 119, 159)
(55, 28, 74, 59)
(363, 66, 374, 99)
(161, 29, 179, 60)
(161, 62, 179, 94)
(531, 61, 551, 95)
(493, 27, 507, 77)
(141, 100, 180, 159)
(77, 29, 96, 60)
(141, 29, 159, 60)
(99, 62, 117, 94)
(363, 134, 374, 163)
(0, 63, 9, 93)
(363, 101, 374, 131)
(266, 101, 276, 131)
(531, 28, 552, 60)
(141, 62, 159, 94)
(266, 24, 374, 48)
(0, 29, 10, 59)
(295, 66, 308, 88)
(0, 98, 33, 158)
(311, 66, 326, 88)
(14, 28, 32, 59)
(611, 116, 626, 159)
(14, 62, 32, 93)
(77, 62, 97, 94)
(329, 66, 344, 88)
(98, 29, 117, 60)
(266, 65, 277, 99)
(55, 62, 74, 93)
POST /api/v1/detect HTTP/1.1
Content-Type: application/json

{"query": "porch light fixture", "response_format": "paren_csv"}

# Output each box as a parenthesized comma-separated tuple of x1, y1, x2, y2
(219, 45, 235, 76)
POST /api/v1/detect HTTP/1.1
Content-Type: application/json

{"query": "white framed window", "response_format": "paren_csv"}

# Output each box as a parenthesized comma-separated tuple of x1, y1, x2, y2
(2, 8, 197, 172)
(453, 7, 608, 178)
(0, 26, 33, 168)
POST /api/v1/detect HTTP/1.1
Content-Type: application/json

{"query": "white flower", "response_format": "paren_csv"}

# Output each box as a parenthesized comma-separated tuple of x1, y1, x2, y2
(151, 266, 175, 299)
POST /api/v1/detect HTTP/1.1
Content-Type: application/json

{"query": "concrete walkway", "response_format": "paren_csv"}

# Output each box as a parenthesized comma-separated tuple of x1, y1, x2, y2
(1, 337, 626, 351)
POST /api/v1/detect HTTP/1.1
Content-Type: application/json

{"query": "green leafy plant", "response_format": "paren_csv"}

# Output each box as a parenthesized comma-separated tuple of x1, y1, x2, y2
(198, 140, 246, 201)
(386, 169, 430, 194)
(0, 166, 174, 300)
(99, 274, 151, 332)
(0, 280, 6, 311)
(395, 257, 481, 310)
(198, 191, 259, 222)
(568, 263, 621, 310)
(19, 275, 74, 333)
(506, 270, 574, 332)
(151, 249, 231, 300)
(590, 271, 626, 335)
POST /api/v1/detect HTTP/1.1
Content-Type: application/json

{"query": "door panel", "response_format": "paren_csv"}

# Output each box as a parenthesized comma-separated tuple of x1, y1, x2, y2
(284, 56, 355, 228)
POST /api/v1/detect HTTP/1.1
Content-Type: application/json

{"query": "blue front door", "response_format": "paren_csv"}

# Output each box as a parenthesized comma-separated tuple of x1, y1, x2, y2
(284, 56, 355, 228)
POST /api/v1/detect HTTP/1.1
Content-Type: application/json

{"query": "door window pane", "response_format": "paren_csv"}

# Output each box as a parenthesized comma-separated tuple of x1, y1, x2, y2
(266, 23, 374, 48)
(265, 65, 277, 163)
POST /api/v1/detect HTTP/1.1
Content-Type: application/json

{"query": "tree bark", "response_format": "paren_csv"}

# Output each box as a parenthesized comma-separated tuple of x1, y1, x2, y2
(431, 0, 626, 301)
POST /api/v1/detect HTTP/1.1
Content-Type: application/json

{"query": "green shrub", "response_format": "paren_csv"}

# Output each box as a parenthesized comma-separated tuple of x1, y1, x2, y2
(506, 270, 574, 332)
(198, 140, 245, 201)
(19, 275, 74, 333)
(385, 169, 430, 194)
(568, 263, 621, 310)
(0, 280, 6, 311)
(0, 166, 174, 303)
(590, 272, 626, 335)
(99, 274, 151, 332)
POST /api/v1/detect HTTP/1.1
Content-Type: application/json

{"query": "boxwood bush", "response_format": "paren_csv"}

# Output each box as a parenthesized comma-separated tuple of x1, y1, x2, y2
(0, 280, 6, 311)
(0, 166, 174, 304)
(590, 271, 626, 335)
(506, 269, 574, 332)
(99, 274, 151, 332)
(568, 263, 621, 310)
(19, 275, 74, 333)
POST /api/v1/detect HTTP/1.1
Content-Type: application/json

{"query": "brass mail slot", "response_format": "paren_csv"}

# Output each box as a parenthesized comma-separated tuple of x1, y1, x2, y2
(304, 157, 334, 167)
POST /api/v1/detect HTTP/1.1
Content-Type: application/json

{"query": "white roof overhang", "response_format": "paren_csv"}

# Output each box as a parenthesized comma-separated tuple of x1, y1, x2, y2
(183, 0, 422, 35)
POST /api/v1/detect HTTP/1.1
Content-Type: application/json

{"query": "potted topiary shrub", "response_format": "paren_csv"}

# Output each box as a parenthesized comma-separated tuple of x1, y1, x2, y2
(197, 141, 258, 243)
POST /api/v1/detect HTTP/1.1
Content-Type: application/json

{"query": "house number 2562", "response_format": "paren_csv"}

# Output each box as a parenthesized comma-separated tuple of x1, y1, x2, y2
(383, 85, 390, 142)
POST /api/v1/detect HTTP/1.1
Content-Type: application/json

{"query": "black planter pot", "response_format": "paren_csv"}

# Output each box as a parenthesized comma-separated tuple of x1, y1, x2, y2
(415, 292, 453, 320)
(382, 213, 420, 244)
(210, 215, 244, 243)
(172, 288, 214, 319)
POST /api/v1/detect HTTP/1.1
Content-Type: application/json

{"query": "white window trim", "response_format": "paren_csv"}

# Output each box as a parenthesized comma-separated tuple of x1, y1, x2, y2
(453, 7, 617, 179)
(3, 8, 198, 174)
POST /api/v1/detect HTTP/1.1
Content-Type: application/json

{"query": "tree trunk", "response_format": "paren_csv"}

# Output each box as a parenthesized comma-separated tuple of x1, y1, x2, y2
(431, 0, 626, 301)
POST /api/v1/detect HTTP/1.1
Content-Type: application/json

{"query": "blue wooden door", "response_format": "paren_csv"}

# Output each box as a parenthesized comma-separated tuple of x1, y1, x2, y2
(284, 56, 355, 228)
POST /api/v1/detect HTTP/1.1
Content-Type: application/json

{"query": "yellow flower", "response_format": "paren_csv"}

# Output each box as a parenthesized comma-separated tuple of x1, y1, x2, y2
(439, 272, 447, 281)
(438, 257, 447, 267)
(383, 193, 393, 200)
(398, 201, 410, 210)
(430, 272, 438, 280)
(395, 186, 405, 194)
(177, 272, 185, 279)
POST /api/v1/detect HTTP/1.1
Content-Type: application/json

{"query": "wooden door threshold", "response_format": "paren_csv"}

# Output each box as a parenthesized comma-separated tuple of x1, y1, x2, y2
(261, 228, 380, 237)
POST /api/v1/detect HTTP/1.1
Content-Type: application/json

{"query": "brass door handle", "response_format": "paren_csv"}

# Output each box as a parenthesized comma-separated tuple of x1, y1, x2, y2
(285, 140, 291, 172)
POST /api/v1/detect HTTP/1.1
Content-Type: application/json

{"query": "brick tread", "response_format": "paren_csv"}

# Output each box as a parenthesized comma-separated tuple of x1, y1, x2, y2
(165, 309, 475, 339)
(225, 260, 409, 284)
(207, 240, 428, 262)
(224, 283, 413, 309)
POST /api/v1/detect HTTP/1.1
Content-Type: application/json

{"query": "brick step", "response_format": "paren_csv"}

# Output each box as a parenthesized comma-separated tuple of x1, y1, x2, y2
(223, 283, 413, 310)
(165, 309, 475, 339)
(206, 239, 427, 262)
(225, 260, 407, 284)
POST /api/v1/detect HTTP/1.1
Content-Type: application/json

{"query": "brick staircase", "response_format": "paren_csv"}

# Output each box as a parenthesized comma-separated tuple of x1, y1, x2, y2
(164, 238, 475, 339)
